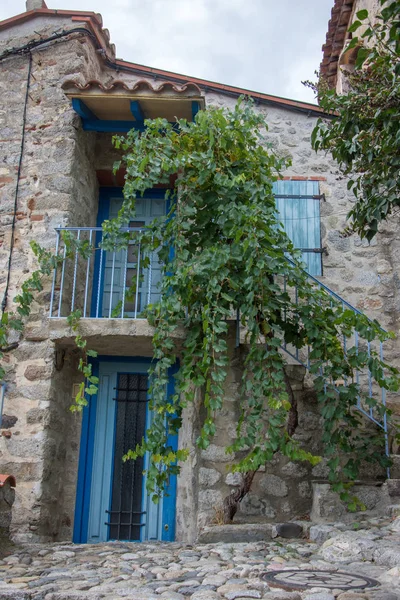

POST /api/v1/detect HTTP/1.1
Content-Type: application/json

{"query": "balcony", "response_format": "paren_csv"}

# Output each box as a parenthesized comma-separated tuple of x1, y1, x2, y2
(47, 227, 393, 448)
(49, 227, 161, 319)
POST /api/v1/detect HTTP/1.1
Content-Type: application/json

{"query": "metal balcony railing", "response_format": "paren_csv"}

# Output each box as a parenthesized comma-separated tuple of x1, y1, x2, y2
(51, 227, 393, 463)
(49, 227, 161, 319)
(235, 262, 393, 461)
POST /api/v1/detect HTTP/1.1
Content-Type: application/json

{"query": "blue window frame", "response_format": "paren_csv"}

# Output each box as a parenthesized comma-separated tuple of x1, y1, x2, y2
(273, 180, 322, 276)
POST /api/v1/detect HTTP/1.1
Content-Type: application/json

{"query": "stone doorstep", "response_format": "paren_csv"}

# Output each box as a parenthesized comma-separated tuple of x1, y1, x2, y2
(198, 523, 274, 544)
(197, 522, 308, 544)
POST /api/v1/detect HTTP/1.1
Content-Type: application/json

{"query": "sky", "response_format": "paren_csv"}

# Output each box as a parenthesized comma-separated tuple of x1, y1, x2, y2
(0, 0, 334, 104)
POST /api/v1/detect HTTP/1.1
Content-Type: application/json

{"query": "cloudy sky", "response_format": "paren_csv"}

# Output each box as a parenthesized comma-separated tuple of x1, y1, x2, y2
(0, 0, 333, 104)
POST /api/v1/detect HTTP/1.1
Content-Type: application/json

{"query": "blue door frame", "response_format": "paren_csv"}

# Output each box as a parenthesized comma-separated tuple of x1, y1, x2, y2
(91, 187, 170, 318)
(73, 356, 178, 543)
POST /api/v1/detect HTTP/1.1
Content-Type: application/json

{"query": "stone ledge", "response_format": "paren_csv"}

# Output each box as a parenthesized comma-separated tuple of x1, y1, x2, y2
(198, 523, 274, 543)
(310, 481, 392, 523)
(46, 318, 187, 355)
(197, 521, 309, 544)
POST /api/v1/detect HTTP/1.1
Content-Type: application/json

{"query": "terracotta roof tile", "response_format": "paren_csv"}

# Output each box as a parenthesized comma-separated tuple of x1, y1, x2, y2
(61, 79, 203, 97)
(0, 474, 16, 488)
(1, 7, 327, 116)
(321, 0, 355, 88)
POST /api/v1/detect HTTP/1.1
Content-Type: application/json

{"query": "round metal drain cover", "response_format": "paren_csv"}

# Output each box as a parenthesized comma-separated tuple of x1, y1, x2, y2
(263, 569, 380, 591)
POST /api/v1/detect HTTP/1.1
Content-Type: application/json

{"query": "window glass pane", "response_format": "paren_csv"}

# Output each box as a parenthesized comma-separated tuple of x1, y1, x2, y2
(129, 221, 145, 228)
(126, 268, 138, 286)
(127, 245, 139, 263)
(124, 294, 141, 314)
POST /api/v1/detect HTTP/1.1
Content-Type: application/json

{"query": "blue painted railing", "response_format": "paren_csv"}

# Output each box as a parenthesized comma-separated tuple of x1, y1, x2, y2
(236, 264, 390, 461)
(49, 226, 155, 319)
(50, 229, 390, 465)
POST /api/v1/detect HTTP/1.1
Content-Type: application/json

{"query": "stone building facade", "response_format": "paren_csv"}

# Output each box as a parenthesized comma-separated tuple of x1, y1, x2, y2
(0, 1, 399, 544)
(321, 0, 383, 92)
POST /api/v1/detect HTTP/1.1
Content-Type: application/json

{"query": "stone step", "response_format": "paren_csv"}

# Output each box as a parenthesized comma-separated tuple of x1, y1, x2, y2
(197, 521, 309, 543)
(310, 476, 400, 523)
(311, 481, 388, 522)
(387, 504, 400, 517)
(198, 523, 273, 543)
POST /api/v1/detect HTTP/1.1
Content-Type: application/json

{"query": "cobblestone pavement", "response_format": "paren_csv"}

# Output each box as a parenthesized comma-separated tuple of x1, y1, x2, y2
(1, 517, 400, 600)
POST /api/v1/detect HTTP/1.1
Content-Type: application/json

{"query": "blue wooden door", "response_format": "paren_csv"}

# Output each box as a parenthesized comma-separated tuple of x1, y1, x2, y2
(80, 360, 177, 544)
(101, 196, 166, 317)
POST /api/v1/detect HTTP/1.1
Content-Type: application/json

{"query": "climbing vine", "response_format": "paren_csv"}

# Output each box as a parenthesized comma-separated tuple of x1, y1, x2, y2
(105, 99, 399, 509)
(1, 100, 398, 518)
(0, 235, 98, 406)
(0, 241, 62, 381)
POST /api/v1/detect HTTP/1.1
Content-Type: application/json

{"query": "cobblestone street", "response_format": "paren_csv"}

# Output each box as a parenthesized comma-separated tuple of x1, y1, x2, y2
(1, 517, 400, 600)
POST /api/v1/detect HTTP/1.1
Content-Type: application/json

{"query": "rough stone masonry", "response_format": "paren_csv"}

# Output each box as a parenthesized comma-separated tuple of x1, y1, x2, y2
(0, 4, 399, 544)
(1, 515, 400, 599)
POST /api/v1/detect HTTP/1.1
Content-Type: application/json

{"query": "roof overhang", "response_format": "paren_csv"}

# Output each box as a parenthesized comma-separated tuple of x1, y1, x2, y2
(62, 79, 205, 132)
(320, 0, 355, 89)
(1, 8, 328, 117)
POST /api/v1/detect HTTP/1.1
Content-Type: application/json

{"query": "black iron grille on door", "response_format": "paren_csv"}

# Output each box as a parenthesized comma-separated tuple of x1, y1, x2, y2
(106, 373, 148, 540)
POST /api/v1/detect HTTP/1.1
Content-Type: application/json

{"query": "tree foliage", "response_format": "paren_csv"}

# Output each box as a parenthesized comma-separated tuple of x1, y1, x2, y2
(108, 100, 398, 506)
(310, 0, 400, 240)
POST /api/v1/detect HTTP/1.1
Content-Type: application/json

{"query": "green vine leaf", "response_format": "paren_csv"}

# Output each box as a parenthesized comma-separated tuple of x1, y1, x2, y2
(109, 98, 399, 500)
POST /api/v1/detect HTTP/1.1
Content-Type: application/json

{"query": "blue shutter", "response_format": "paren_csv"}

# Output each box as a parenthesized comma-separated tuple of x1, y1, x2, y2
(273, 180, 322, 276)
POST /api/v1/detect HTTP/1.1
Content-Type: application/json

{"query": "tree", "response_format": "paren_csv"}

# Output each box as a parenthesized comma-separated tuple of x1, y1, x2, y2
(109, 99, 397, 518)
(309, 0, 400, 241)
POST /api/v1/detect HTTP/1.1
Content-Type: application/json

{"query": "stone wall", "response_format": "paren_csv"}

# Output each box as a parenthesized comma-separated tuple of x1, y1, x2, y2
(334, 0, 384, 93)
(0, 11, 399, 543)
(189, 338, 357, 536)
(193, 355, 324, 532)
(0, 477, 15, 541)
(40, 350, 83, 541)
(0, 20, 102, 542)
(178, 333, 390, 541)
(0, 340, 55, 542)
